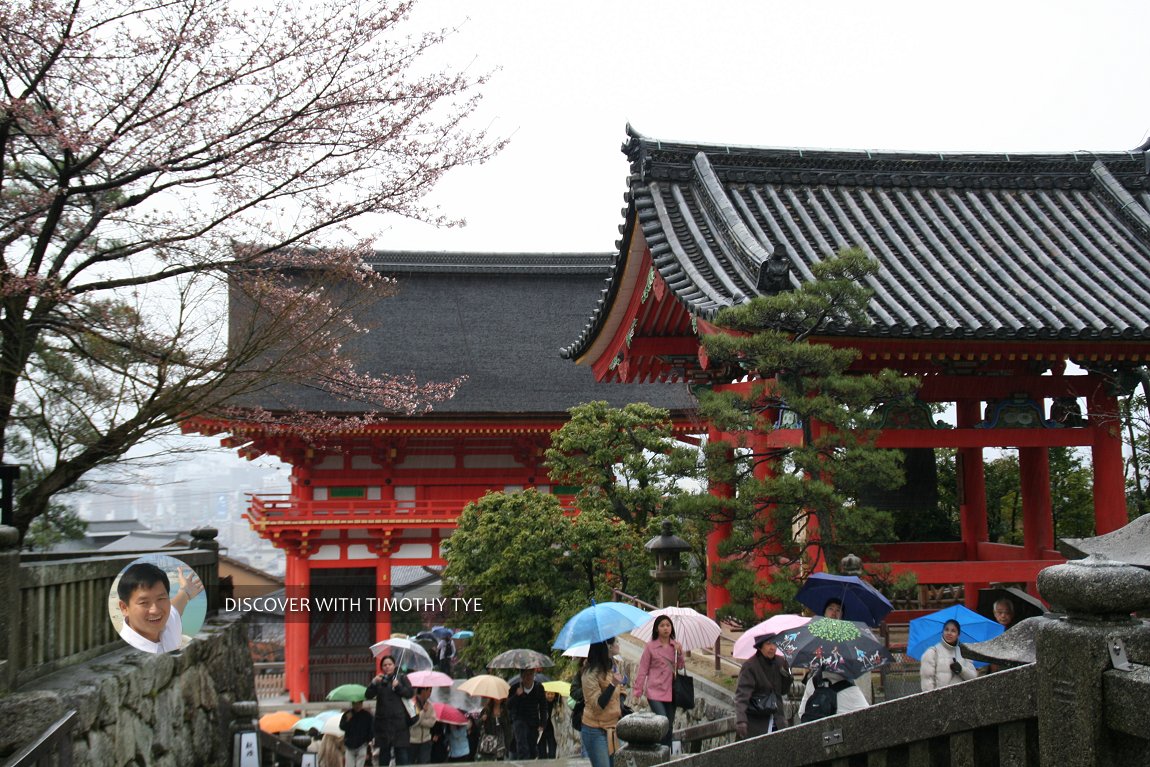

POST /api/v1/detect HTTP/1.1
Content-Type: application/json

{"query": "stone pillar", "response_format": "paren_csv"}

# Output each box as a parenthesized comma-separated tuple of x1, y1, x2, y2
(614, 711, 670, 767)
(1035, 555, 1150, 766)
(190, 526, 221, 613)
(0, 525, 19, 693)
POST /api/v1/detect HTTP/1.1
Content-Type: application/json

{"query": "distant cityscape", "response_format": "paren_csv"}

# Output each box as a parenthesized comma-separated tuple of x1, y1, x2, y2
(71, 447, 290, 577)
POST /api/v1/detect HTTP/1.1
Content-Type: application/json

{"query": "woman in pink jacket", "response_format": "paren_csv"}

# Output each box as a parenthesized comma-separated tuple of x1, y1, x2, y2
(632, 615, 684, 749)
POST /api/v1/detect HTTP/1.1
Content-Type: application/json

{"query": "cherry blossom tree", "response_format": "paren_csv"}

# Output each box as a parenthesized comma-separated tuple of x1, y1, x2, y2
(0, 0, 503, 539)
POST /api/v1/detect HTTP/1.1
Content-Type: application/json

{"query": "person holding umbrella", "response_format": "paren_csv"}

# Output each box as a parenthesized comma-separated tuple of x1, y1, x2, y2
(919, 619, 977, 691)
(580, 639, 625, 767)
(633, 614, 684, 750)
(507, 666, 549, 759)
(365, 655, 416, 765)
(339, 700, 374, 767)
(734, 632, 791, 739)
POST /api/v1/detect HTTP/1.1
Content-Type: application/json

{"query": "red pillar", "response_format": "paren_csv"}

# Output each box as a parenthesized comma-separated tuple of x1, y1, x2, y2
(750, 429, 782, 616)
(1019, 447, 1054, 558)
(1089, 387, 1127, 534)
(956, 400, 989, 609)
(375, 553, 392, 648)
(284, 550, 311, 702)
(705, 430, 732, 619)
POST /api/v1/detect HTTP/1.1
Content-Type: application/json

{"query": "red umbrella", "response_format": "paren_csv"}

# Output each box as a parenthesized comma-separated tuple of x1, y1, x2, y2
(432, 702, 469, 725)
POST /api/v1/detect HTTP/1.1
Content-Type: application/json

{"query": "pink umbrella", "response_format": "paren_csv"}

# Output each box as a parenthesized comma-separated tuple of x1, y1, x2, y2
(732, 614, 812, 659)
(407, 670, 455, 688)
(432, 702, 470, 725)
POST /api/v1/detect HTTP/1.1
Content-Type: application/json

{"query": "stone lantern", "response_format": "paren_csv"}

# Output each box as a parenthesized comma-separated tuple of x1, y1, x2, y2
(840, 552, 863, 576)
(645, 520, 691, 608)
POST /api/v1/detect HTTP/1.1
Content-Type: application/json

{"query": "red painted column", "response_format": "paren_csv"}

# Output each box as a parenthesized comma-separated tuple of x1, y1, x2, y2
(1019, 447, 1054, 558)
(750, 428, 782, 616)
(705, 428, 732, 619)
(1089, 386, 1127, 534)
(284, 550, 311, 702)
(375, 553, 393, 648)
(956, 400, 989, 609)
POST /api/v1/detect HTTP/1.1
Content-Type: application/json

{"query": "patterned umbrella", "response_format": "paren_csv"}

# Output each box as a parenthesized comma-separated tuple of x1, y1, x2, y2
(488, 648, 555, 670)
(552, 601, 650, 650)
(407, 670, 456, 687)
(629, 606, 722, 652)
(458, 674, 511, 699)
(732, 614, 812, 660)
(773, 617, 893, 679)
(369, 637, 434, 671)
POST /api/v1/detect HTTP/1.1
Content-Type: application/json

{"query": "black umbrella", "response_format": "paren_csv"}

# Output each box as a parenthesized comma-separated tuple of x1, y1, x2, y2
(976, 586, 1047, 627)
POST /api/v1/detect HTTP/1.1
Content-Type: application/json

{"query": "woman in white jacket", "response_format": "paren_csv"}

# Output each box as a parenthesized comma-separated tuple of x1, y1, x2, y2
(920, 619, 977, 691)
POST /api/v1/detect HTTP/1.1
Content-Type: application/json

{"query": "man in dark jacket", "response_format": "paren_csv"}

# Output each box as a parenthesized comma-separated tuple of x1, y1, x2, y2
(340, 700, 375, 767)
(365, 656, 415, 765)
(734, 632, 792, 738)
(507, 667, 549, 759)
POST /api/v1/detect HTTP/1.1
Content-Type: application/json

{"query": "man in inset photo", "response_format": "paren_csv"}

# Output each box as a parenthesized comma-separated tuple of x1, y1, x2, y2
(116, 562, 203, 653)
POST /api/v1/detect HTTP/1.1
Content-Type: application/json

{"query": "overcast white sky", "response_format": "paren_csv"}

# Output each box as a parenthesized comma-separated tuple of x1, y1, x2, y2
(372, 0, 1150, 254)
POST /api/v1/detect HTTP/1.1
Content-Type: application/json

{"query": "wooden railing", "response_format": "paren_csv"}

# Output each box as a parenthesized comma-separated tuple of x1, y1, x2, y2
(674, 665, 1040, 767)
(247, 492, 579, 527)
(0, 710, 77, 767)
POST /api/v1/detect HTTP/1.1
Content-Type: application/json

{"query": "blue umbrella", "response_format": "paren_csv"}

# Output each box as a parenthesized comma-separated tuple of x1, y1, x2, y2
(552, 601, 650, 650)
(795, 573, 893, 627)
(431, 626, 454, 640)
(907, 604, 1004, 667)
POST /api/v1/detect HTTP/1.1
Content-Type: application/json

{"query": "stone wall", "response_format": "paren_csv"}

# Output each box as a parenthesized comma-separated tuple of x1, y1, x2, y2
(0, 613, 254, 767)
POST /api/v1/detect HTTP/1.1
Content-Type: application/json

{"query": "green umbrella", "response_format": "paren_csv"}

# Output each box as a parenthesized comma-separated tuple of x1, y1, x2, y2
(326, 683, 367, 702)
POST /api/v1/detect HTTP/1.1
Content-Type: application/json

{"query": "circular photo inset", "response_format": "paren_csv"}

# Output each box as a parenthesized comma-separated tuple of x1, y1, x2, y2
(109, 554, 207, 653)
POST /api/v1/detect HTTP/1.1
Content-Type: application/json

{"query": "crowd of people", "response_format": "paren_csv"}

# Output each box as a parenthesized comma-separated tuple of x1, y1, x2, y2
(302, 595, 1021, 765)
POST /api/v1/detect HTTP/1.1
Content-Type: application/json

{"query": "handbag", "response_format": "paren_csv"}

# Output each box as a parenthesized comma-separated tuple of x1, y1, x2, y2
(401, 696, 420, 727)
(671, 670, 695, 710)
(667, 647, 695, 710)
(477, 733, 504, 757)
(747, 690, 778, 717)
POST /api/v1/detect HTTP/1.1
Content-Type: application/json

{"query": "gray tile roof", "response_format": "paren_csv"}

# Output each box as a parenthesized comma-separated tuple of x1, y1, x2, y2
(238, 251, 695, 415)
(562, 127, 1150, 359)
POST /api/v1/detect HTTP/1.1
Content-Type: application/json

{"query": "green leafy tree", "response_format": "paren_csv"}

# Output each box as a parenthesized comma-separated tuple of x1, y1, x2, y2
(1122, 390, 1150, 520)
(688, 248, 919, 624)
(545, 401, 699, 529)
(1049, 447, 1095, 539)
(441, 490, 649, 668)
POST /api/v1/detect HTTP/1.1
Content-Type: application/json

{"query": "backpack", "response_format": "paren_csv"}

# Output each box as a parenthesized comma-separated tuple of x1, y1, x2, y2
(570, 673, 585, 731)
(800, 677, 853, 723)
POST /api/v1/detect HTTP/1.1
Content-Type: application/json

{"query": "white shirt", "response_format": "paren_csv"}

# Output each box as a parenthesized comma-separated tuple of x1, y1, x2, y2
(797, 671, 870, 720)
(120, 605, 184, 653)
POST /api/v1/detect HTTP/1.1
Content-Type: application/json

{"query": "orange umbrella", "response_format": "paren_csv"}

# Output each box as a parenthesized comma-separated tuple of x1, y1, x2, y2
(259, 711, 301, 733)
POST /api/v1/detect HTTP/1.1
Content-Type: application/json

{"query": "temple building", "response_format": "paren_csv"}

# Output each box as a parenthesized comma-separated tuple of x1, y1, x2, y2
(182, 252, 693, 700)
(562, 126, 1150, 618)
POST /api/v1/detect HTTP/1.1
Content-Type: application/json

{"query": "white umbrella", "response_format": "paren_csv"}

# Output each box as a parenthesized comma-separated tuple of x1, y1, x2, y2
(629, 606, 721, 652)
(370, 637, 434, 671)
(562, 643, 591, 658)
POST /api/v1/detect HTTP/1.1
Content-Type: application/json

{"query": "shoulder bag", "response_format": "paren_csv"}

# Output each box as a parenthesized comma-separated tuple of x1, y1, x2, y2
(670, 649, 695, 710)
